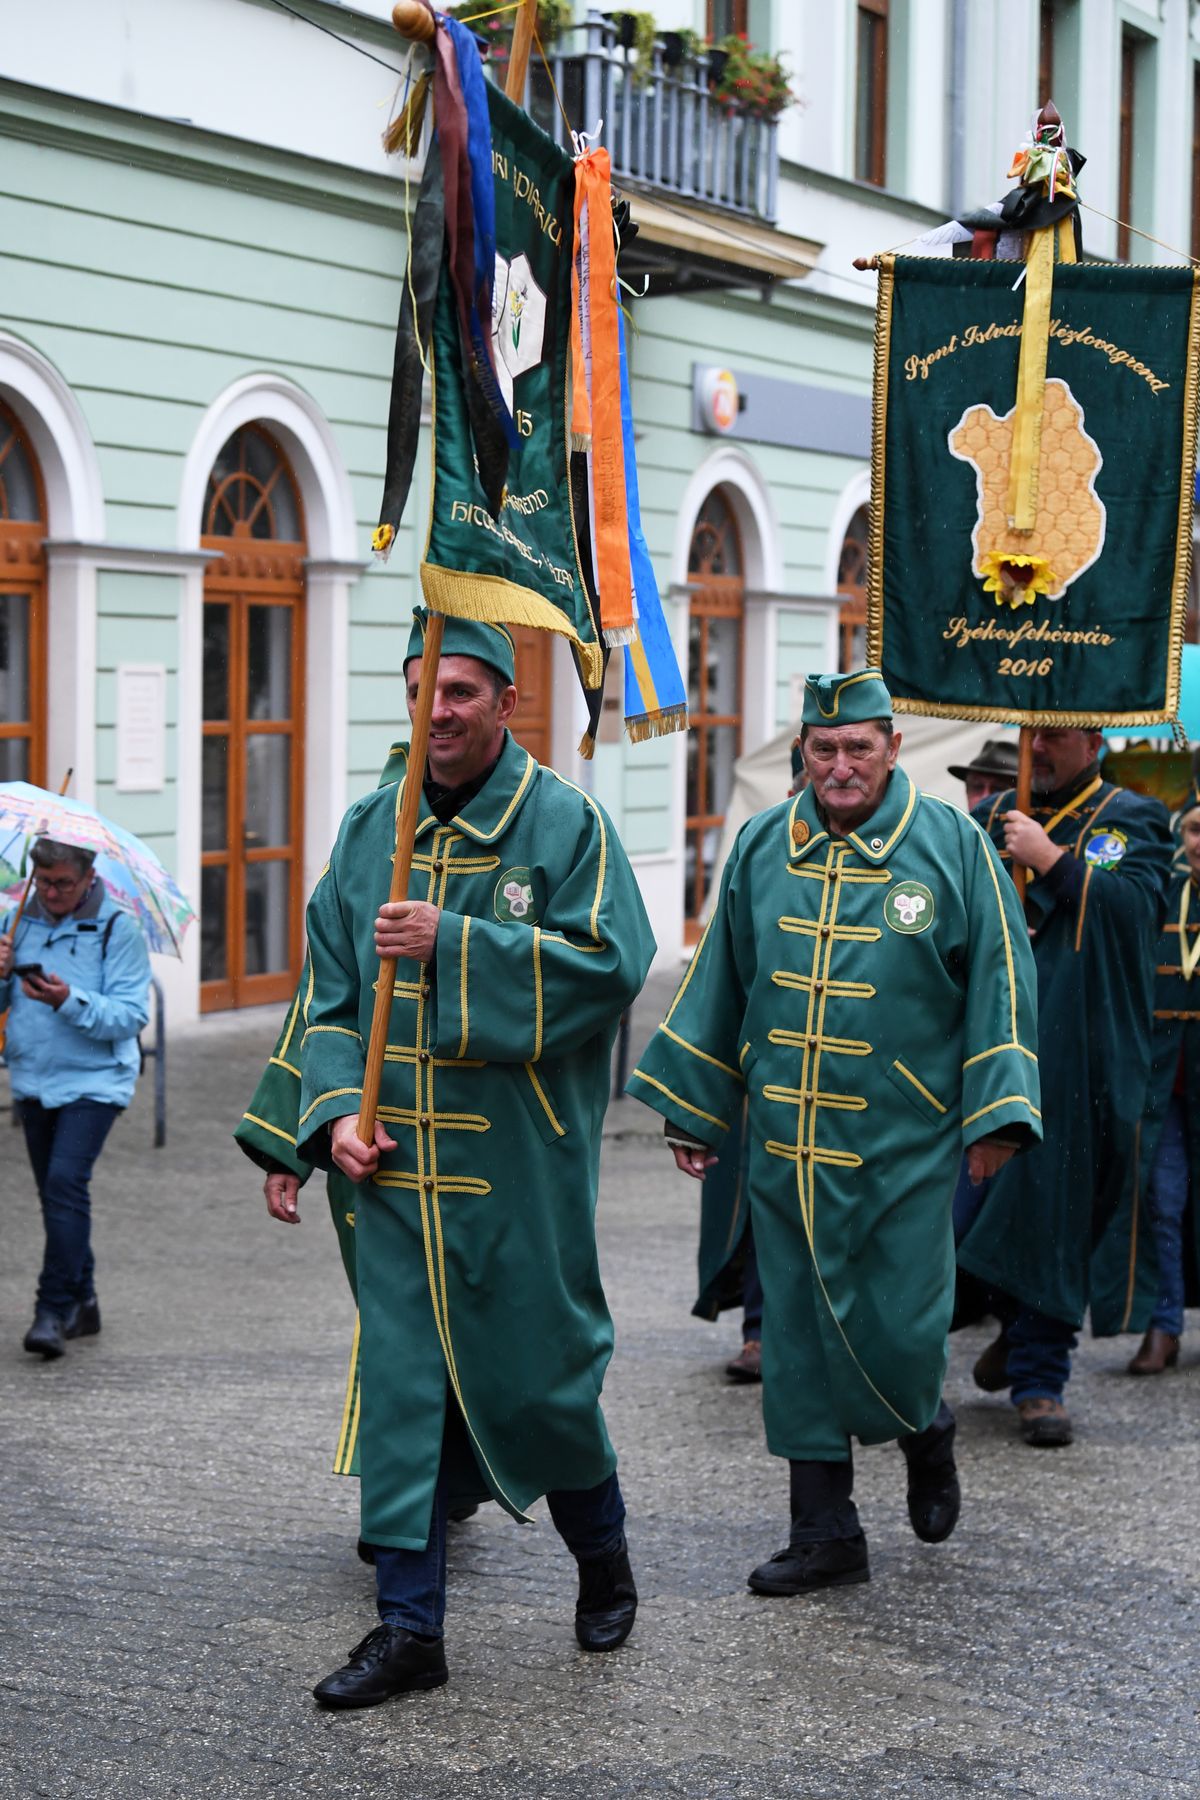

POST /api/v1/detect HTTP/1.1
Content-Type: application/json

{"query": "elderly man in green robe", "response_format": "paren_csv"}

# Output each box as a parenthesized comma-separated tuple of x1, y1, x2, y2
(292, 610, 655, 1709)
(961, 728, 1172, 1446)
(628, 670, 1041, 1597)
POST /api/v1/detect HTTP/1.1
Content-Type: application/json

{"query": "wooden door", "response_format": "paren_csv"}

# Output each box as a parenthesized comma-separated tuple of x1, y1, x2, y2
(685, 489, 744, 937)
(0, 402, 47, 787)
(509, 624, 554, 767)
(200, 426, 306, 1011)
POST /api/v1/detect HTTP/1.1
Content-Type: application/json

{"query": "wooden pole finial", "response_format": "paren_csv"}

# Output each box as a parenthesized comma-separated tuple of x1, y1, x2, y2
(392, 0, 436, 44)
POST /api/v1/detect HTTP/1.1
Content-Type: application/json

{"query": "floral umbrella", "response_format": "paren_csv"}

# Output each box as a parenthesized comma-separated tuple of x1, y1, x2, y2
(0, 782, 196, 958)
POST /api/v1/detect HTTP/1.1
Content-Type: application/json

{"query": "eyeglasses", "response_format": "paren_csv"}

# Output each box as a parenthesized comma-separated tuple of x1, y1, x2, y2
(33, 871, 86, 893)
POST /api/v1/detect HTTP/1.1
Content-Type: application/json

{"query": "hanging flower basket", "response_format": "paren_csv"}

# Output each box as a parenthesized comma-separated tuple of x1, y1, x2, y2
(710, 33, 794, 121)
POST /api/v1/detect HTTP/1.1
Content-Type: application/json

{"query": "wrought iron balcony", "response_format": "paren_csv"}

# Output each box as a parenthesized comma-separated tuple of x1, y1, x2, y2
(507, 9, 781, 224)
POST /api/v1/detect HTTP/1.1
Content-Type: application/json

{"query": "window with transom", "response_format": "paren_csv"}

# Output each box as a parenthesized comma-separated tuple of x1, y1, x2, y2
(685, 489, 744, 935)
(200, 424, 306, 1011)
(204, 423, 304, 542)
(0, 399, 47, 785)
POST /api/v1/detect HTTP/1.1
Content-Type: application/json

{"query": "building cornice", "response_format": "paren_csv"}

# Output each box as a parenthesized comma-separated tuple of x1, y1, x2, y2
(0, 77, 412, 223)
(45, 540, 220, 571)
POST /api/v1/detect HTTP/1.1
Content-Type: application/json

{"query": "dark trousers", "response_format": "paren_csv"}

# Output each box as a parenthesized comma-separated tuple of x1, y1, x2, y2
(370, 1433, 627, 1639)
(742, 1227, 763, 1342)
(1145, 1094, 1189, 1337)
(952, 1160, 1077, 1402)
(20, 1098, 120, 1319)
(788, 1401, 955, 1543)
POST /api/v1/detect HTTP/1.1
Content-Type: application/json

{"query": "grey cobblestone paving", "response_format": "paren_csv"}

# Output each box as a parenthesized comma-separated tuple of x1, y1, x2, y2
(0, 980, 1197, 1798)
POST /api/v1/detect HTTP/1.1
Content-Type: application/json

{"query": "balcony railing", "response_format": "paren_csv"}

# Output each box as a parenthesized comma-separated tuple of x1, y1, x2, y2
(498, 10, 781, 223)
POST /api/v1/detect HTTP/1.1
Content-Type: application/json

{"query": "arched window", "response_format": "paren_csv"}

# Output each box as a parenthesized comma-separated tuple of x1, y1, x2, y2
(685, 488, 744, 934)
(837, 504, 870, 672)
(0, 400, 47, 785)
(200, 424, 306, 1011)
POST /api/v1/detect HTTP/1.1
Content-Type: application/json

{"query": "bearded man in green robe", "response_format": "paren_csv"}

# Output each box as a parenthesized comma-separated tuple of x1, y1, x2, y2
(960, 728, 1172, 1446)
(628, 670, 1041, 1598)
(292, 609, 655, 1709)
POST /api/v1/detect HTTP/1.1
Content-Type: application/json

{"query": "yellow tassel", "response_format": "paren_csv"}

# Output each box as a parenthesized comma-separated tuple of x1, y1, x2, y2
(625, 705, 690, 742)
(420, 560, 605, 688)
(383, 70, 432, 158)
(577, 729, 597, 760)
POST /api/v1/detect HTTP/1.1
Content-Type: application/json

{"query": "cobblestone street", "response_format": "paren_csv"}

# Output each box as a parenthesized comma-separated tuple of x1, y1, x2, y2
(1, 994, 1197, 1799)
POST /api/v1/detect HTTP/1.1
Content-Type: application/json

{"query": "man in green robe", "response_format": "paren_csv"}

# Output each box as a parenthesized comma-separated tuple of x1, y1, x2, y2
(628, 670, 1040, 1597)
(961, 729, 1172, 1445)
(293, 610, 655, 1708)
(1089, 784, 1200, 1367)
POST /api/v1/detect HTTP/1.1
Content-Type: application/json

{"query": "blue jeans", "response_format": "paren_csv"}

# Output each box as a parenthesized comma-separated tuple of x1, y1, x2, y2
(371, 1446, 627, 1638)
(1007, 1306, 1078, 1405)
(1145, 1095, 1189, 1337)
(20, 1098, 120, 1318)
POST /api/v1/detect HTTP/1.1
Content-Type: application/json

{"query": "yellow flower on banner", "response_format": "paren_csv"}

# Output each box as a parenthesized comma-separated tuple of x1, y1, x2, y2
(978, 551, 1058, 610)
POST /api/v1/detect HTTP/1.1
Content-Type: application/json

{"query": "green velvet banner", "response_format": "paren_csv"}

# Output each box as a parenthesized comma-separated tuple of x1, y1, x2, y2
(421, 84, 601, 686)
(868, 256, 1200, 725)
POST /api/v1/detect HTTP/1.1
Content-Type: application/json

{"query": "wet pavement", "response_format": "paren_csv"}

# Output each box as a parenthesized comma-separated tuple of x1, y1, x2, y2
(0, 982, 1196, 1798)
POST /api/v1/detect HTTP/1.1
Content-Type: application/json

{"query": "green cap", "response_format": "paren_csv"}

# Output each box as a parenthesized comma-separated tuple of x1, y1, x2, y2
(801, 668, 893, 727)
(404, 606, 516, 685)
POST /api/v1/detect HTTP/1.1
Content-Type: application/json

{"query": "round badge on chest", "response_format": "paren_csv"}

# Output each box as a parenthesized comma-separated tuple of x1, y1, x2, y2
(884, 880, 935, 934)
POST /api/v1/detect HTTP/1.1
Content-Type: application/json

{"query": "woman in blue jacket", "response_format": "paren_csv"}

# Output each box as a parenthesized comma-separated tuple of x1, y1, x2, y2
(0, 837, 150, 1359)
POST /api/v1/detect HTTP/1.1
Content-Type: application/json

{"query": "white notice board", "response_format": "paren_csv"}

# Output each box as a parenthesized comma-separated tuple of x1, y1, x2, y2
(116, 664, 167, 792)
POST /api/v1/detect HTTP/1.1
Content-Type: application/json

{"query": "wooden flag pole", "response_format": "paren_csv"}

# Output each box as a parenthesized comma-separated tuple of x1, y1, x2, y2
(1012, 727, 1034, 904)
(356, 0, 541, 1145)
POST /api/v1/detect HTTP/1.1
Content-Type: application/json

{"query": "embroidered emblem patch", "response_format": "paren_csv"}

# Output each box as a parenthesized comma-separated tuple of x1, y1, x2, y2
(1084, 830, 1127, 870)
(884, 880, 935, 934)
(791, 818, 810, 847)
(495, 867, 538, 924)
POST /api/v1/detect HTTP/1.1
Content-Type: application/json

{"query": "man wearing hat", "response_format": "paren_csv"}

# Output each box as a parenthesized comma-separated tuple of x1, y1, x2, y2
(962, 727, 1171, 1443)
(948, 739, 1020, 812)
(291, 608, 655, 1706)
(628, 670, 1041, 1595)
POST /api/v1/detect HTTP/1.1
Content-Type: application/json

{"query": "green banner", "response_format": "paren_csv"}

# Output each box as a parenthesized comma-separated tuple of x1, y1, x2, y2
(421, 85, 600, 686)
(868, 256, 1200, 725)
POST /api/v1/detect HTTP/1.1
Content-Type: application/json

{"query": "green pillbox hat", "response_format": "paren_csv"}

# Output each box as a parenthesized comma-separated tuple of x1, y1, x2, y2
(404, 606, 516, 685)
(801, 668, 893, 727)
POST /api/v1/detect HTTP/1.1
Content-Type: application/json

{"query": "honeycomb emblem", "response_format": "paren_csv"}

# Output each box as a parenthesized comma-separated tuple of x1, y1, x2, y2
(948, 378, 1107, 605)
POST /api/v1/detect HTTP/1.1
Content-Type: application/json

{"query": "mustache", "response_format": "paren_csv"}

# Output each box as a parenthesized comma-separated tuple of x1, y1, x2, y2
(820, 776, 868, 793)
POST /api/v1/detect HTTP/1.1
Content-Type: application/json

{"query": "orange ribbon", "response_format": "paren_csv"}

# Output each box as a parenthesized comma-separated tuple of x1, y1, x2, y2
(573, 149, 634, 643)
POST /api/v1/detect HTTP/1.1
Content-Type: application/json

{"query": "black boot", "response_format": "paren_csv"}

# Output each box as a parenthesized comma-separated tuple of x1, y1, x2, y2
(23, 1310, 66, 1360)
(749, 1459, 870, 1595)
(65, 1299, 101, 1340)
(748, 1532, 870, 1595)
(574, 1537, 638, 1652)
(312, 1624, 447, 1708)
(901, 1402, 961, 1544)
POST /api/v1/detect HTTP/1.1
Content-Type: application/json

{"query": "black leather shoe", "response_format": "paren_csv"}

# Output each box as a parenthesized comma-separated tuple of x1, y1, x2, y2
(902, 1414, 961, 1544)
(65, 1299, 101, 1340)
(355, 1538, 376, 1566)
(312, 1625, 447, 1709)
(748, 1531, 870, 1596)
(23, 1311, 66, 1360)
(574, 1538, 638, 1652)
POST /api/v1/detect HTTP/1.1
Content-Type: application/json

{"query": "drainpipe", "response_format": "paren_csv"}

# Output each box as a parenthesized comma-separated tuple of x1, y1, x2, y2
(948, 0, 968, 218)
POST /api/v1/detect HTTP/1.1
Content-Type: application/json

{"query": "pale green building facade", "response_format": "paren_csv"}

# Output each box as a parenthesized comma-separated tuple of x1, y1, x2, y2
(15, 0, 1168, 1018)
